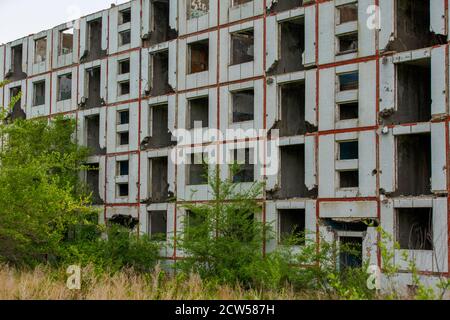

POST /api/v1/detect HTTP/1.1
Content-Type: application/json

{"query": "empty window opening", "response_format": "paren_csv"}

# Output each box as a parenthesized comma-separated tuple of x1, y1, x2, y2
(232, 89, 254, 123)
(273, 18, 304, 75)
(338, 72, 359, 91)
(188, 153, 208, 185)
(188, 97, 209, 129)
(149, 157, 169, 203)
(279, 81, 306, 136)
(339, 237, 363, 270)
(86, 115, 102, 154)
(10, 44, 26, 80)
(279, 209, 306, 245)
(117, 183, 129, 197)
(231, 30, 254, 65)
(339, 170, 359, 188)
(119, 8, 131, 25)
(86, 18, 104, 60)
(396, 133, 431, 196)
(118, 110, 130, 125)
(188, 40, 209, 74)
(391, 0, 443, 52)
(57, 74, 72, 101)
(338, 3, 358, 24)
(148, 211, 167, 241)
(119, 81, 130, 96)
(34, 37, 47, 63)
(269, 0, 303, 13)
(119, 30, 131, 46)
(337, 32, 358, 54)
(119, 59, 130, 75)
(338, 102, 359, 121)
(86, 67, 101, 108)
(145, 104, 172, 149)
(149, 0, 172, 45)
(397, 208, 433, 250)
(86, 163, 102, 205)
(339, 141, 358, 160)
(232, 0, 252, 6)
(59, 28, 74, 55)
(149, 50, 170, 96)
(384, 59, 431, 125)
(232, 148, 254, 183)
(33, 81, 45, 106)
(117, 160, 129, 176)
(118, 131, 130, 146)
(188, 0, 209, 19)
(278, 145, 309, 198)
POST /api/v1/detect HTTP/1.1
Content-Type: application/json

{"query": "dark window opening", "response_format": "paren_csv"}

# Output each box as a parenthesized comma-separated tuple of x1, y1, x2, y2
(119, 30, 131, 46)
(337, 32, 358, 54)
(279, 81, 306, 136)
(338, 72, 359, 91)
(117, 160, 129, 176)
(397, 208, 433, 250)
(118, 131, 130, 146)
(86, 67, 102, 108)
(33, 81, 45, 106)
(278, 144, 309, 198)
(188, 97, 209, 129)
(339, 170, 359, 188)
(149, 50, 171, 96)
(339, 237, 363, 270)
(396, 133, 432, 196)
(86, 18, 105, 61)
(269, 0, 303, 13)
(118, 110, 130, 125)
(120, 8, 131, 24)
(339, 141, 358, 160)
(86, 163, 102, 205)
(279, 209, 306, 245)
(9, 44, 26, 81)
(86, 115, 102, 154)
(148, 211, 167, 241)
(148, 0, 173, 45)
(34, 37, 47, 63)
(57, 74, 72, 101)
(117, 183, 129, 197)
(149, 157, 169, 203)
(232, 0, 252, 6)
(119, 59, 130, 74)
(145, 104, 172, 149)
(119, 81, 130, 96)
(232, 148, 254, 183)
(59, 28, 74, 55)
(232, 89, 254, 123)
(188, 40, 209, 74)
(338, 3, 358, 24)
(339, 102, 359, 120)
(188, 153, 208, 185)
(231, 30, 254, 65)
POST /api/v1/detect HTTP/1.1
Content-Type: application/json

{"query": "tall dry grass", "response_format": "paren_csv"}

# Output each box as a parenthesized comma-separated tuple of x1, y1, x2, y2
(0, 264, 324, 300)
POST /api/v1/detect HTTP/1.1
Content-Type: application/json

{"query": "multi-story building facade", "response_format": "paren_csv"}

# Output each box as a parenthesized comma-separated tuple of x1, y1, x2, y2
(0, 0, 449, 291)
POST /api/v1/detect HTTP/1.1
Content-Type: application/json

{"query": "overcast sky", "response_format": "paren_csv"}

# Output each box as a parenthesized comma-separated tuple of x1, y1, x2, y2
(0, 0, 129, 44)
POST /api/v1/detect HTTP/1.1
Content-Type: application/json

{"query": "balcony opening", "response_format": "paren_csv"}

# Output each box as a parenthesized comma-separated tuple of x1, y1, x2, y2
(86, 67, 102, 108)
(85, 115, 102, 155)
(270, 18, 304, 75)
(149, 50, 171, 96)
(85, 18, 105, 61)
(8, 44, 26, 81)
(231, 30, 254, 65)
(86, 163, 102, 205)
(59, 28, 74, 55)
(149, 157, 169, 203)
(33, 81, 46, 106)
(269, 0, 303, 13)
(187, 153, 208, 185)
(232, 89, 254, 123)
(143, 104, 173, 149)
(277, 144, 309, 198)
(188, 96, 209, 129)
(188, 0, 209, 19)
(188, 40, 209, 74)
(232, 148, 254, 183)
(57, 73, 72, 101)
(396, 208, 433, 250)
(147, 0, 175, 45)
(339, 170, 359, 188)
(148, 211, 168, 241)
(396, 133, 432, 196)
(383, 59, 431, 125)
(278, 81, 306, 136)
(279, 209, 306, 245)
(9, 86, 25, 121)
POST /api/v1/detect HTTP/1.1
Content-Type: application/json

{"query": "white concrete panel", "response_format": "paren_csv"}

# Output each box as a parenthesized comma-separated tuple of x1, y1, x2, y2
(359, 130, 377, 197)
(168, 40, 178, 89)
(363, 227, 378, 266)
(358, 0, 376, 57)
(379, 0, 394, 50)
(379, 127, 395, 193)
(318, 1, 335, 64)
(318, 67, 335, 131)
(318, 134, 335, 197)
(305, 69, 317, 127)
(431, 45, 447, 115)
(266, 15, 278, 72)
(430, 0, 446, 36)
(304, 4, 316, 66)
(359, 60, 377, 126)
(305, 135, 317, 191)
(0, 46, 4, 83)
(431, 122, 447, 193)
(169, 0, 178, 30)
(433, 198, 448, 273)
(379, 55, 394, 112)
(319, 201, 378, 218)
(101, 11, 109, 51)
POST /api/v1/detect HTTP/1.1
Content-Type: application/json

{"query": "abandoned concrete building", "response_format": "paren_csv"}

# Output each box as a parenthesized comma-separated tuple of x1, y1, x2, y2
(1, 0, 449, 292)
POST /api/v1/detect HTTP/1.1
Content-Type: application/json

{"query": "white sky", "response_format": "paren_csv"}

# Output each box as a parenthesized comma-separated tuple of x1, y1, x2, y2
(0, 0, 130, 44)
